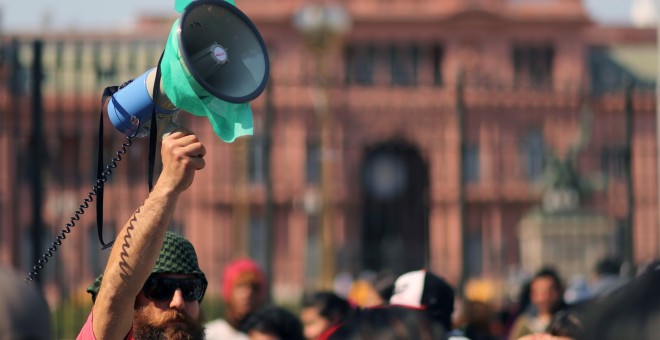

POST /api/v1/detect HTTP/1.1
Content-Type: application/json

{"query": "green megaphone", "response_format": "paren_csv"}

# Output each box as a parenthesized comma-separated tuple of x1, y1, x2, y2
(105, 0, 269, 142)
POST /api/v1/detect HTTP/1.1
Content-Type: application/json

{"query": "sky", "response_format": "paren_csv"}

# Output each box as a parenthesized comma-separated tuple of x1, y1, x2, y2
(0, 0, 640, 33)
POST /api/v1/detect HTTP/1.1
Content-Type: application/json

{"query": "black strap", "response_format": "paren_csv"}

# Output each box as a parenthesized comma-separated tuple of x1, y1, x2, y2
(148, 52, 165, 192)
(148, 100, 157, 192)
(96, 85, 119, 249)
(97, 54, 163, 247)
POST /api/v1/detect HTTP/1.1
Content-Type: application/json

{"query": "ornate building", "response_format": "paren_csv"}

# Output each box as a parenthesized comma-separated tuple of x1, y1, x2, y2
(0, 0, 657, 305)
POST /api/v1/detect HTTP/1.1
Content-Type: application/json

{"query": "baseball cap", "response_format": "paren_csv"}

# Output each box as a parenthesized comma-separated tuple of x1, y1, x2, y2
(389, 269, 454, 330)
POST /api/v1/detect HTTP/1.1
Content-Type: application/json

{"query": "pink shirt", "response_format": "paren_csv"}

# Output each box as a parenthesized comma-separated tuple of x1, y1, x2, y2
(77, 309, 133, 340)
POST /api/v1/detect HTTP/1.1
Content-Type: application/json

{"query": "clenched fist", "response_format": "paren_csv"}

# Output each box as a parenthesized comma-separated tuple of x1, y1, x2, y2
(157, 128, 206, 195)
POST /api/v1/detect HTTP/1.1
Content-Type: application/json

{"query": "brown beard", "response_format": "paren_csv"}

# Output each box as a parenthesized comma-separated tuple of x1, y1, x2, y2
(133, 306, 205, 340)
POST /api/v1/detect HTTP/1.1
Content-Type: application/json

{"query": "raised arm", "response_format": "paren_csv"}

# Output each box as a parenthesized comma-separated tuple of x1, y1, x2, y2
(92, 129, 206, 339)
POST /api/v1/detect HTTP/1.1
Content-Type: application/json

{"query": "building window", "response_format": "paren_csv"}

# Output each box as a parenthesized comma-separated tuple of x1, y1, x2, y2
(614, 219, 627, 260)
(390, 45, 419, 87)
(467, 226, 483, 277)
(513, 45, 554, 87)
(462, 144, 480, 183)
(249, 215, 268, 269)
(5, 40, 28, 96)
(344, 44, 375, 86)
(306, 214, 321, 281)
(346, 43, 436, 87)
(306, 141, 321, 184)
(249, 135, 266, 184)
(588, 46, 654, 93)
(601, 146, 628, 179)
(522, 130, 545, 181)
(433, 45, 444, 87)
(588, 47, 624, 94)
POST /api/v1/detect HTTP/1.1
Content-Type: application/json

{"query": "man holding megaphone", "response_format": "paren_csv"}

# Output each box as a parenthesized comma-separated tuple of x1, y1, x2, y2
(75, 0, 270, 338)
(77, 128, 208, 340)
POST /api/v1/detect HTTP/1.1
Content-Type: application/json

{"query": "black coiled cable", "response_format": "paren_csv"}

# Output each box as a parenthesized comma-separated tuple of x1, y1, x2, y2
(25, 136, 134, 282)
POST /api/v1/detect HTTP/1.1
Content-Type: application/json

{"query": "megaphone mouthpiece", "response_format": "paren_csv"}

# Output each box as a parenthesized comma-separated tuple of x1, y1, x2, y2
(106, 68, 179, 137)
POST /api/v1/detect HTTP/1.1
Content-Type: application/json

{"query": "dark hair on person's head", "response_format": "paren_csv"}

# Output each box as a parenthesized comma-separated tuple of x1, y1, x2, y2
(327, 305, 445, 340)
(532, 267, 565, 295)
(531, 266, 567, 313)
(518, 280, 532, 312)
(533, 267, 563, 290)
(302, 291, 351, 323)
(244, 305, 304, 340)
(595, 258, 622, 277)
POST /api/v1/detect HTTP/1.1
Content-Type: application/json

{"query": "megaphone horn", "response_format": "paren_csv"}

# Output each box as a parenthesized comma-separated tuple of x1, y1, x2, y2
(105, 0, 270, 139)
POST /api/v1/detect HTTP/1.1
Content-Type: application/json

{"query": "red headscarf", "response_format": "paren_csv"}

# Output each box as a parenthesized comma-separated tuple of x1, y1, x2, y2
(221, 258, 266, 302)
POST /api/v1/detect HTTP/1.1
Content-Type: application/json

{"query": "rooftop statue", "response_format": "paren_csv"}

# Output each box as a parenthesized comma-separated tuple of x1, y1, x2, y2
(541, 101, 605, 212)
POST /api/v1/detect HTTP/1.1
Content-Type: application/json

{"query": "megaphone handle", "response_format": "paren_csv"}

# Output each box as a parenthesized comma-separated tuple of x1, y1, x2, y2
(161, 119, 182, 138)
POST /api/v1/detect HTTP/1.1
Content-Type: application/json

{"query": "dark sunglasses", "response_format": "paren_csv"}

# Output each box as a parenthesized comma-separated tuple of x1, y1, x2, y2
(142, 276, 207, 302)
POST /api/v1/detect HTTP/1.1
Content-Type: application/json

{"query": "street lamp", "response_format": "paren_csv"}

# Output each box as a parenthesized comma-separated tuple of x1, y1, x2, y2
(294, 4, 351, 53)
(293, 2, 351, 289)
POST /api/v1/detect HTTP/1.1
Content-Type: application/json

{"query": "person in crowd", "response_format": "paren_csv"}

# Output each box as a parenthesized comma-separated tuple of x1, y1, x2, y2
(562, 275, 591, 305)
(576, 263, 660, 340)
(389, 269, 469, 339)
(326, 305, 445, 340)
(332, 271, 354, 299)
(77, 129, 208, 339)
(508, 267, 567, 340)
(372, 270, 397, 304)
(501, 280, 531, 337)
(347, 277, 382, 308)
(588, 257, 628, 299)
(545, 309, 583, 340)
(206, 258, 267, 339)
(300, 291, 352, 340)
(516, 307, 584, 340)
(460, 300, 500, 340)
(244, 305, 305, 340)
(0, 266, 52, 339)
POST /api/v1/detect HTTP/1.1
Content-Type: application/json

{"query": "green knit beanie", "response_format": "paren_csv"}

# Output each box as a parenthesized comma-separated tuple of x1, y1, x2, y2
(87, 231, 207, 302)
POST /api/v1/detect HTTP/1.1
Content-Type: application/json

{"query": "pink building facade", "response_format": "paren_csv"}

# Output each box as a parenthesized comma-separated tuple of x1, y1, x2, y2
(0, 0, 658, 304)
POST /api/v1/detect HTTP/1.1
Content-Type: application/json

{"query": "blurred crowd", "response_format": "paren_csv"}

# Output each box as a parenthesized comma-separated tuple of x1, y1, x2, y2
(4, 256, 660, 339)
(198, 256, 660, 340)
(210, 256, 658, 340)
